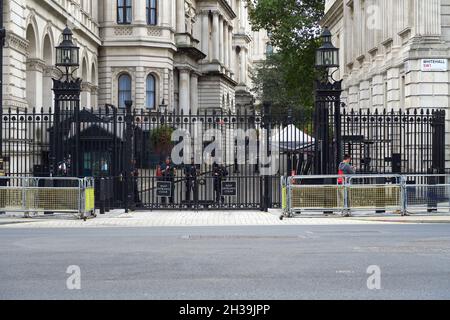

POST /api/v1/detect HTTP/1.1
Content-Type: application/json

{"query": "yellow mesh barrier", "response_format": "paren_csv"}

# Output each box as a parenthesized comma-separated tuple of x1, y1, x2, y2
(25, 188, 79, 211)
(290, 186, 345, 209)
(282, 186, 287, 210)
(0, 188, 23, 210)
(348, 186, 401, 209)
(85, 188, 95, 212)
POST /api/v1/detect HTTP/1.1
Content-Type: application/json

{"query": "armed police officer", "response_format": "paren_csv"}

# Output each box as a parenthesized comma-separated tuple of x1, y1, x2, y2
(161, 157, 176, 204)
(213, 162, 228, 204)
(184, 158, 198, 207)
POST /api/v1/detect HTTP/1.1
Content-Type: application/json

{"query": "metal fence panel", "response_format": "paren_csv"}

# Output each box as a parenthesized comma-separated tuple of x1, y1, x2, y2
(404, 175, 450, 213)
(0, 177, 95, 219)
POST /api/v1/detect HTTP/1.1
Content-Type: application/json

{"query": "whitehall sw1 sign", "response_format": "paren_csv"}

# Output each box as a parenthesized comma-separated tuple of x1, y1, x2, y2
(421, 59, 448, 72)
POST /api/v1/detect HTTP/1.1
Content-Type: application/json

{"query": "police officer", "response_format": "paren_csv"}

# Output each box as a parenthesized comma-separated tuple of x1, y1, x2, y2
(0, 159, 8, 214)
(184, 158, 198, 207)
(161, 157, 176, 204)
(131, 159, 141, 207)
(213, 162, 228, 204)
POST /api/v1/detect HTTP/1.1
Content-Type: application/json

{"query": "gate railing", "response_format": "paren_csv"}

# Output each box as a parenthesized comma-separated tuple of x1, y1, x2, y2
(282, 174, 450, 217)
(0, 177, 95, 219)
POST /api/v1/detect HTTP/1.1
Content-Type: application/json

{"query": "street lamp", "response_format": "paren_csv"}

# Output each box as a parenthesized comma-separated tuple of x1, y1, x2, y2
(313, 26, 343, 176)
(159, 99, 168, 114)
(55, 26, 80, 78)
(315, 27, 339, 70)
(52, 26, 82, 177)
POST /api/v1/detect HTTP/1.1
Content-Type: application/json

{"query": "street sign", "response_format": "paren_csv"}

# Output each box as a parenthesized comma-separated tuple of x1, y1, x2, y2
(222, 181, 237, 196)
(421, 59, 448, 72)
(157, 181, 172, 197)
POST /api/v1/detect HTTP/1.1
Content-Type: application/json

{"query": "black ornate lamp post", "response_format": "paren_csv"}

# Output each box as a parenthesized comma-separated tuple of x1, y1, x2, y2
(314, 27, 342, 175)
(159, 99, 168, 114)
(52, 26, 82, 177)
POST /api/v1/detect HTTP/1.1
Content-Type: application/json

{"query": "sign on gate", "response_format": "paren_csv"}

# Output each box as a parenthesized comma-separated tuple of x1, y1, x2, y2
(222, 181, 237, 196)
(157, 181, 172, 197)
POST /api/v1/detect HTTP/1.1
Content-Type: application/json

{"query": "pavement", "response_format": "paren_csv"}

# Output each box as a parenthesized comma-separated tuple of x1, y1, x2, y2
(1, 209, 450, 228)
(1, 224, 450, 299)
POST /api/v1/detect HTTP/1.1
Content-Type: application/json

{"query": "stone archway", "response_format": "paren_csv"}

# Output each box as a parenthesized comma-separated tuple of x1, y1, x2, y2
(26, 23, 43, 109)
(80, 57, 90, 108)
(42, 33, 54, 110)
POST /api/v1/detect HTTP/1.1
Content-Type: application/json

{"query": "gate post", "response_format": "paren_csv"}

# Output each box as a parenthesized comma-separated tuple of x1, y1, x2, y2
(432, 110, 446, 174)
(124, 100, 135, 213)
(261, 101, 272, 212)
(314, 79, 342, 175)
(51, 27, 82, 177)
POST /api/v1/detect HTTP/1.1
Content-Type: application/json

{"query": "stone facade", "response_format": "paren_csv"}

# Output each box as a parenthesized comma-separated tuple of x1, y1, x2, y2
(2, 0, 271, 112)
(323, 0, 450, 110)
(323, 0, 450, 167)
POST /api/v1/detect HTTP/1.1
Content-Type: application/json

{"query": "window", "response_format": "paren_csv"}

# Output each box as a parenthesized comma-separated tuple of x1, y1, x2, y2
(117, 0, 132, 24)
(118, 74, 132, 108)
(146, 74, 156, 109)
(147, 0, 157, 25)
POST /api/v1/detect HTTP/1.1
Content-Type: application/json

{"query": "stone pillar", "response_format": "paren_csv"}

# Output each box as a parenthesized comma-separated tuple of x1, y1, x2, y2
(26, 59, 45, 108)
(81, 83, 92, 108)
(240, 48, 247, 84)
(43, 67, 54, 109)
(176, 0, 185, 33)
(201, 12, 209, 58)
(228, 27, 233, 70)
(190, 73, 199, 114)
(162, 0, 171, 26)
(135, 0, 147, 24)
(212, 12, 220, 62)
(91, 86, 98, 108)
(179, 69, 191, 114)
(104, 0, 114, 22)
(240, 0, 246, 32)
(230, 44, 236, 79)
(219, 15, 224, 64)
(224, 22, 229, 69)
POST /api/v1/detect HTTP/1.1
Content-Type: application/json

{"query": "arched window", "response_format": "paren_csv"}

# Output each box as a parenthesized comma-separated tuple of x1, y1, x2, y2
(266, 42, 274, 56)
(147, 0, 157, 25)
(117, 0, 132, 24)
(118, 74, 132, 108)
(146, 74, 156, 109)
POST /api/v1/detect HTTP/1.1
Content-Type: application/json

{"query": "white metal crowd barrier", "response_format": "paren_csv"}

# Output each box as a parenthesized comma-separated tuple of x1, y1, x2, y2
(0, 177, 96, 220)
(281, 174, 450, 218)
(403, 174, 450, 214)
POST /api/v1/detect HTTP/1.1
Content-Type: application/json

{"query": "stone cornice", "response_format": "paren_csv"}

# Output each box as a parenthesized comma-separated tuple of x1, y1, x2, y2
(26, 58, 46, 72)
(5, 32, 29, 54)
(321, 0, 343, 27)
(218, 0, 237, 20)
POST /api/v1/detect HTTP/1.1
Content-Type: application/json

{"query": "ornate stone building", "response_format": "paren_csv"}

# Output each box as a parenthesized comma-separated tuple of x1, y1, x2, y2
(323, 0, 450, 168)
(323, 0, 450, 110)
(1, 0, 271, 112)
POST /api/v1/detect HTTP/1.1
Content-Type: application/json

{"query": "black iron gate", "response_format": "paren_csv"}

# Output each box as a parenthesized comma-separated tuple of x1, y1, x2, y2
(0, 102, 446, 211)
(339, 108, 446, 175)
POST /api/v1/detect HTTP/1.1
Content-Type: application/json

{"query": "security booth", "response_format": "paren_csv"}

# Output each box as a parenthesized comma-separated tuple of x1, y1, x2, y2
(48, 108, 127, 209)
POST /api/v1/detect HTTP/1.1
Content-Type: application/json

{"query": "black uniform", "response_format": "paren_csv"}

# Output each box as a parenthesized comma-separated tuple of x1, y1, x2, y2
(213, 164, 228, 204)
(184, 164, 198, 206)
(161, 161, 176, 204)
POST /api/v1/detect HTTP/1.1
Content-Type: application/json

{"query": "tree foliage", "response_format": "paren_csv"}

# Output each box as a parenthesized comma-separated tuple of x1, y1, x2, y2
(246, 0, 324, 116)
(150, 125, 174, 156)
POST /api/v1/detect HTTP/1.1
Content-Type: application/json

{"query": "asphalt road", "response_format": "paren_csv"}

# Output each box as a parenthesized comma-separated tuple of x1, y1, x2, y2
(1, 224, 450, 300)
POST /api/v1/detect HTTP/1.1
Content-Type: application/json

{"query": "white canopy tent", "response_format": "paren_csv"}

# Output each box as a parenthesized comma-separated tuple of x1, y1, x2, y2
(271, 124, 315, 152)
